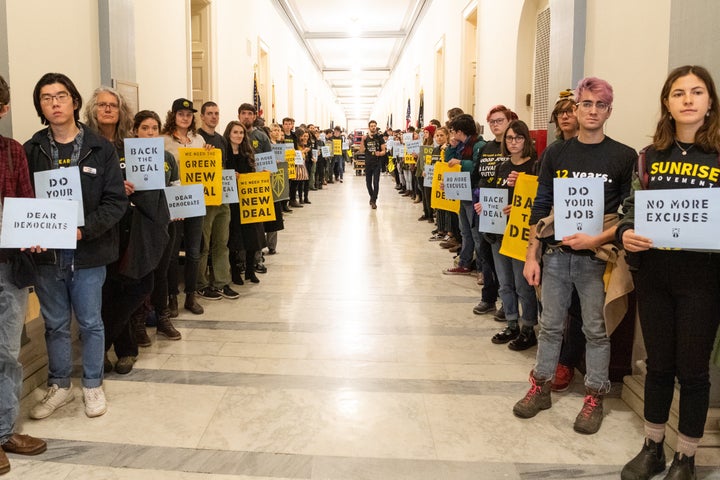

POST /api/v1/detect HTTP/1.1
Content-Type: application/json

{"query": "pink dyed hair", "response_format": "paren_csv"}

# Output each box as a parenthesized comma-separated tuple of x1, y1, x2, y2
(575, 77, 613, 105)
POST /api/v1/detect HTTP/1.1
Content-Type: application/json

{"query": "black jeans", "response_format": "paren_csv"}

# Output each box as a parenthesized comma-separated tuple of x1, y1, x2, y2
(634, 249, 720, 438)
(365, 159, 381, 202)
(102, 266, 154, 357)
(168, 216, 203, 295)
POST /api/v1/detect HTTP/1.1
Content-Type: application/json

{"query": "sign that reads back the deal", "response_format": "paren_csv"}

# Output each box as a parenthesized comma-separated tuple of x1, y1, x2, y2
(165, 184, 206, 219)
(500, 173, 538, 261)
(124, 138, 165, 190)
(442, 172, 472, 201)
(0, 197, 78, 249)
(238, 171, 276, 224)
(635, 188, 720, 249)
(34, 166, 85, 226)
(553, 177, 604, 238)
(478, 188, 508, 234)
(221, 169, 239, 204)
(178, 148, 223, 206)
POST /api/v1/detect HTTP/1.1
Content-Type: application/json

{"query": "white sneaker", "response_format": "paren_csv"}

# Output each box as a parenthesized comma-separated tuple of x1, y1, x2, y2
(82, 386, 107, 418)
(29, 384, 75, 419)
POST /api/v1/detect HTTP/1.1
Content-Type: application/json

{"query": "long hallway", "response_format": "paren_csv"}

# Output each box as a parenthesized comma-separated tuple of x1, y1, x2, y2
(9, 171, 712, 479)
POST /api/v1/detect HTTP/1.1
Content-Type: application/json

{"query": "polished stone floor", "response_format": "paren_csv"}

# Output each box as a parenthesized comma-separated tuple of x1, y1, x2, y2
(9, 170, 720, 479)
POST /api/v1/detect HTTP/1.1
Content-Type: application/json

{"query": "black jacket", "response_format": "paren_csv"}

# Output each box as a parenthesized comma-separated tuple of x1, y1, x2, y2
(24, 124, 128, 269)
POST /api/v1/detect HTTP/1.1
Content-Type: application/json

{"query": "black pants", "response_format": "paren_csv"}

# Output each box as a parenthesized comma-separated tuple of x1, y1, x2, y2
(102, 266, 154, 357)
(365, 160, 381, 202)
(558, 288, 586, 368)
(478, 235, 498, 303)
(634, 249, 720, 438)
(151, 222, 176, 313)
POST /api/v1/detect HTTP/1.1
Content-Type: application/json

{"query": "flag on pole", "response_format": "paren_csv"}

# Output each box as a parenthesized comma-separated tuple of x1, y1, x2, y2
(389, 113, 392, 129)
(417, 89, 424, 129)
(271, 82, 276, 123)
(405, 98, 411, 130)
(253, 72, 263, 118)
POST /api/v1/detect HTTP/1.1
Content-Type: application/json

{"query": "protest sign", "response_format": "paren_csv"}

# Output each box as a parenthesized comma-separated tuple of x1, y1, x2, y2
(321, 145, 331, 158)
(553, 177, 604, 238)
(405, 139, 421, 155)
(500, 173, 538, 261)
(442, 172, 472, 200)
(430, 162, 461, 213)
(294, 150, 305, 166)
(34, 166, 85, 226)
(255, 151, 277, 173)
(423, 164, 434, 187)
(478, 188, 508, 234)
(271, 162, 289, 201)
(635, 188, 720, 249)
(124, 138, 165, 190)
(221, 169, 239, 204)
(0, 197, 78, 249)
(238, 171, 276, 224)
(421, 145, 434, 165)
(178, 147, 223, 206)
(165, 184, 206, 219)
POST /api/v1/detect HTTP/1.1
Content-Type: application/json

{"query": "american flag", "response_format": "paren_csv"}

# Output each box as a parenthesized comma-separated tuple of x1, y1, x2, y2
(405, 98, 411, 130)
(253, 72, 263, 117)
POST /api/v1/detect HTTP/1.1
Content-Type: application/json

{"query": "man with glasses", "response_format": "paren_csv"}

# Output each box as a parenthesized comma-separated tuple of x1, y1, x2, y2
(513, 77, 635, 435)
(24, 73, 127, 420)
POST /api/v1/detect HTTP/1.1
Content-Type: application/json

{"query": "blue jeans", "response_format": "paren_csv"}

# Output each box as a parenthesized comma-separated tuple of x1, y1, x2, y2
(34, 252, 106, 388)
(0, 264, 27, 443)
(490, 241, 537, 328)
(458, 201, 481, 269)
(534, 249, 610, 392)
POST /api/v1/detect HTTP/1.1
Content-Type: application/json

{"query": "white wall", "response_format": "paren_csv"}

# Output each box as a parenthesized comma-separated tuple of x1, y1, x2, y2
(6, 0, 101, 142)
(134, 0, 191, 122)
(584, 0, 671, 150)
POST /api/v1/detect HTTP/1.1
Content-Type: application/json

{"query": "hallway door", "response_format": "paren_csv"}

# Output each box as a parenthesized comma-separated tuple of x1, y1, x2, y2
(191, 0, 211, 107)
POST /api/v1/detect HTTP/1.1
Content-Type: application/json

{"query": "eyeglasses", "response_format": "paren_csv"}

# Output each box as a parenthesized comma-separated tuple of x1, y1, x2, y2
(39, 92, 71, 104)
(506, 135, 525, 143)
(576, 101, 610, 112)
(97, 102, 119, 111)
(555, 109, 574, 117)
(488, 118, 507, 125)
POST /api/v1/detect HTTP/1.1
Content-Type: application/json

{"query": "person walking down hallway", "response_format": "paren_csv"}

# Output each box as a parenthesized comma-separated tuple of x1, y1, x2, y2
(360, 119, 386, 209)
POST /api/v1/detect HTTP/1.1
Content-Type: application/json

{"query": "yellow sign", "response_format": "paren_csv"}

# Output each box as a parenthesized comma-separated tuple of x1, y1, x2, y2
(404, 150, 416, 165)
(237, 171, 276, 224)
(332, 138, 342, 155)
(499, 173, 538, 261)
(430, 162, 460, 212)
(421, 145, 434, 165)
(178, 148, 223, 206)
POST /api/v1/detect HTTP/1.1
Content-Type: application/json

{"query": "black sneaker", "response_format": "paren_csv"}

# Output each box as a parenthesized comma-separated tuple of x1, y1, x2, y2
(196, 287, 222, 300)
(219, 285, 240, 299)
(473, 301, 496, 315)
(255, 263, 268, 274)
(508, 327, 537, 351)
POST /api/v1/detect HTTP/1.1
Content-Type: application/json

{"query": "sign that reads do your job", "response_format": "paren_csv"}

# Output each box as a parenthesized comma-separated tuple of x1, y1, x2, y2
(553, 177, 604, 238)
(34, 166, 85, 226)
(635, 188, 720, 249)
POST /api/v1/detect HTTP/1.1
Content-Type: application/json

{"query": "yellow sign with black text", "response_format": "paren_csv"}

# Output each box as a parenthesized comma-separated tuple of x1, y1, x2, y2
(499, 173, 538, 261)
(237, 171, 276, 224)
(178, 148, 223, 206)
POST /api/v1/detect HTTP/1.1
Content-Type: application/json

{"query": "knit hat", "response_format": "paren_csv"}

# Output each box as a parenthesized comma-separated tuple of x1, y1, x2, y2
(423, 125, 437, 138)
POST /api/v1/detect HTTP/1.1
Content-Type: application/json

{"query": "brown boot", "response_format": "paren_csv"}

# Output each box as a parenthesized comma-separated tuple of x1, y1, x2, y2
(184, 293, 203, 315)
(157, 309, 182, 340)
(513, 371, 552, 418)
(168, 295, 179, 318)
(573, 388, 604, 434)
(132, 308, 152, 347)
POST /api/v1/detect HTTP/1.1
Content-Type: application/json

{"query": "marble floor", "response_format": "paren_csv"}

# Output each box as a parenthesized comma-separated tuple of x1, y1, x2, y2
(9, 170, 720, 479)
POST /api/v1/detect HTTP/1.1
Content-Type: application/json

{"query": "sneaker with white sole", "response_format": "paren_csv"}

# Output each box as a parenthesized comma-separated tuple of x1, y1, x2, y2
(29, 384, 75, 419)
(82, 386, 107, 418)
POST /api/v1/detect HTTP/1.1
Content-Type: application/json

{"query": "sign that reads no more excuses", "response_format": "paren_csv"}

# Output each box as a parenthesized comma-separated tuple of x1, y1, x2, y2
(442, 172, 472, 201)
(553, 177, 604, 238)
(635, 188, 720, 249)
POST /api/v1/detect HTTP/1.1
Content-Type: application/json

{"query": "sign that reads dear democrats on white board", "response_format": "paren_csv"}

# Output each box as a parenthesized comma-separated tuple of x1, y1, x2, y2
(0, 197, 78, 249)
(553, 177, 604, 238)
(635, 188, 720, 250)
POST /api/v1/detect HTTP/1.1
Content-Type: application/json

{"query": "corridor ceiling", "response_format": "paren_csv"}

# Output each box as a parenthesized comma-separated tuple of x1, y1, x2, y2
(273, 0, 431, 120)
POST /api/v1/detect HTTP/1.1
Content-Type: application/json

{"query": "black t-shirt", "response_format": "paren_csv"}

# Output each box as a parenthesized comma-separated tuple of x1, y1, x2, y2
(476, 140, 507, 188)
(644, 143, 720, 189)
(364, 133, 385, 165)
(494, 157, 537, 203)
(530, 136, 636, 225)
(57, 142, 73, 168)
(198, 129, 227, 167)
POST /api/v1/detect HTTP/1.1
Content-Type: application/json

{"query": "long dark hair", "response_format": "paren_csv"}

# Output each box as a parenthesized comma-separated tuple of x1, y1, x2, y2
(161, 109, 197, 136)
(223, 121, 255, 169)
(654, 65, 720, 152)
(501, 120, 536, 159)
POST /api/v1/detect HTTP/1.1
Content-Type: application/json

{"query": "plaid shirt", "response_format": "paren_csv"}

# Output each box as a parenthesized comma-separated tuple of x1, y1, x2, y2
(0, 135, 35, 202)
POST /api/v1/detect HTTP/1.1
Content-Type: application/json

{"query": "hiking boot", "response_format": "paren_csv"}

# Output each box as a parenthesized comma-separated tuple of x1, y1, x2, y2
(473, 301, 496, 315)
(168, 295, 179, 318)
(114, 356, 136, 375)
(508, 327, 538, 351)
(30, 384, 74, 419)
(492, 326, 520, 344)
(82, 386, 107, 418)
(493, 306, 506, 322)
(196, 287, 222, 300)
(620, 437, 666, 480)
(513, 373, 552, 418)
(664, 452, 695, 480)
(573, 388, 604, 434)
(551, 363, 575, 392)
(132, 308, 152, 347)
(157, 309, 182, 340)
(184, 293, 204, 315)
(103, 353, 113, 374)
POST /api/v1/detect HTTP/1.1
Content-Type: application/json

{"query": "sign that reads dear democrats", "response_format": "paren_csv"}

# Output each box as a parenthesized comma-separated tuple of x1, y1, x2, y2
(165, 184, 206, 219)
(553, 177, 604, 238)
(635, 188, 720, 249)
(0, 197, 78, 249)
